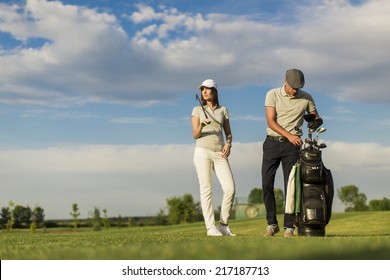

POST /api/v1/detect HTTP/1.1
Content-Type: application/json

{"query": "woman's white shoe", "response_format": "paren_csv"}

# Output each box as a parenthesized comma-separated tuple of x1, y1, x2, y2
(218, 225, 236, 236)
(207, 227, 223, 236)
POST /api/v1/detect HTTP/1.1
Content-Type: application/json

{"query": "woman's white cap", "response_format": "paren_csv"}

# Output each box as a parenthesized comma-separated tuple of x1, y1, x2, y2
(198, 79, 217, 90)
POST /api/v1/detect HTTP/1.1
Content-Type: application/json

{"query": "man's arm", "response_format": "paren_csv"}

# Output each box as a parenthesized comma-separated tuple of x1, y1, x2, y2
(309, 109, 320, 119)
(265, 106, 303, 146)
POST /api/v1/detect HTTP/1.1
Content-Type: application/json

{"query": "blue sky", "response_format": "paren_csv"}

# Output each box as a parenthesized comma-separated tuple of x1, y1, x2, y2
(1, 0, 389, 219)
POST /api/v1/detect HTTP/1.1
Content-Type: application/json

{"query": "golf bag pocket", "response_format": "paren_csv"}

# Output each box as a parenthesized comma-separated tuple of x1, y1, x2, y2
(301, 184, 326, 227)
(323, 167, 334, 224)
(300, 150, 323, 183)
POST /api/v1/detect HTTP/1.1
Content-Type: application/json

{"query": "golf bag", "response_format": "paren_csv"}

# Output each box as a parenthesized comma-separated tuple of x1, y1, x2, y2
(296, 149, 334, 236)
(295, 115, 334, 236)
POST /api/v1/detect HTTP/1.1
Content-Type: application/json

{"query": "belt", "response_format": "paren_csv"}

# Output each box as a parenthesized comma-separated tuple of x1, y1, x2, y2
(267, 135, 287, 142)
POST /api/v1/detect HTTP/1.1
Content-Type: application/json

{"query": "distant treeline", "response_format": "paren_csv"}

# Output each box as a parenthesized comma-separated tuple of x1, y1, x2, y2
(2, 186, 389, 231)
(44, 216, 159, 228)
(0, 201, 168, 230)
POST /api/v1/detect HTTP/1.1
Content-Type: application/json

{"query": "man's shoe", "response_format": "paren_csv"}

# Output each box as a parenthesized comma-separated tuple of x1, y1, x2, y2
(218, 224, 236, 236)
(207, 227, 223, 236)
(263, 224, 280, 237)
(284, 228, 295, 238)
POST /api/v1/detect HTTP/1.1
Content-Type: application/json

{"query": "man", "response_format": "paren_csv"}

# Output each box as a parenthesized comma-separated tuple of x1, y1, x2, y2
(262, 69, 323, 237)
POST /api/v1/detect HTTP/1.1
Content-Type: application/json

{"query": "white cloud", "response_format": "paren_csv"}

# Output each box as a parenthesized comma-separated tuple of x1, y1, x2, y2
(130, 4, 162, 23)
(233, 115, 265, 122)
(1, 140, 389, 219)
(1, 0, 389, 107)
(323, 141, 390, 170)
(109, 116, 178, 126)
(19, 108, 97, 119)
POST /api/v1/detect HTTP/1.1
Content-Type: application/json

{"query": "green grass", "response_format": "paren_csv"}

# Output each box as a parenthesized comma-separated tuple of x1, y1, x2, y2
(1, 212, 390, 260)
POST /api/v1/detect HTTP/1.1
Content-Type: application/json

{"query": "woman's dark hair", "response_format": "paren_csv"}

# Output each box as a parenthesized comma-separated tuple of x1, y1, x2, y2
(200, 87, 219, 107)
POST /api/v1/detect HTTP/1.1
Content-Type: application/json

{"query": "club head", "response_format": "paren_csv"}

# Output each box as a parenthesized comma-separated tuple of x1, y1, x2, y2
(318, 143, 327, 149)
(195, 94, 200, 101)
(316, 127, 327, 135)
(294, 125, 303, 136)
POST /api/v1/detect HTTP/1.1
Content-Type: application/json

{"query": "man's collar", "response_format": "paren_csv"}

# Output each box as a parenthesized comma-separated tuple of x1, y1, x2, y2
(281, 86, 289, 96)
(282, 86, 301, 98)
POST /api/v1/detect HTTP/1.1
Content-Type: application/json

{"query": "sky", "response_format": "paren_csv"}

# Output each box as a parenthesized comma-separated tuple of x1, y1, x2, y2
(0, 0, 389, 219)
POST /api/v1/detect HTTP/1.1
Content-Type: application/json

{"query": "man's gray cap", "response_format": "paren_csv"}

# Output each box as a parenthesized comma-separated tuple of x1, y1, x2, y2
(286, 69, 305, 88)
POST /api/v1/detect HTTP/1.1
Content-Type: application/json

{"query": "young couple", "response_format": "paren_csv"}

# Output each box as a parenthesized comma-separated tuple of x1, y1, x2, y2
(191, 69, 323, 237)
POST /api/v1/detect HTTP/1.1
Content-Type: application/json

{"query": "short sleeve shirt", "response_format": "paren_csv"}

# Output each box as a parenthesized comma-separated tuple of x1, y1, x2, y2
(265, 86, 316, 136)
(191, 105, 229, 151)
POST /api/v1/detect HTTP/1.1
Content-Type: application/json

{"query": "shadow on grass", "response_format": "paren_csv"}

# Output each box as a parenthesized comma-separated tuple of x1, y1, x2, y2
(326, 233, 390, 237)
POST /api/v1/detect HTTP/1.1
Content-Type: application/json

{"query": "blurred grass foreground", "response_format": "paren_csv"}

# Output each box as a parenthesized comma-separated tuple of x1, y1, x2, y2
(1, 211, 389, 260)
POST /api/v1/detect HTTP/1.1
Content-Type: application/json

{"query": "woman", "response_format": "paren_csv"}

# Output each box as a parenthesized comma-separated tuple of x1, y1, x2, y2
(191, 79, 236, 236)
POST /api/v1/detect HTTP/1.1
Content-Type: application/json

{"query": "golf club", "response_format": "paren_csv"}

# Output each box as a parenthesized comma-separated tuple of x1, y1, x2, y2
(195, 94, 208, 119)
(302, 115, 328, 151)
(315, 127, 327, 143)
(294, 125, 303, 136)
(318, 143, 327, 149)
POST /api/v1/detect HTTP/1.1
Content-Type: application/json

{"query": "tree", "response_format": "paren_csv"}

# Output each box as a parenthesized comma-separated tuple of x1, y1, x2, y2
(166, 194, 196, 224)
(338, 185, 368, 212)
(32, 205, 45, 227)
(248, 188, 263, 204)
(0, 207, 11, 229)
(194, 202, 203, 221)
(338, 185, 359, 211)
(13, 205, 32, 228)
(353, 193, 369, 211)
(30, 205, 45, 233)
(70, 203, 80, 230)
(102, 209, 110, 229)
(154, 209, 168, 225)
(167, 196, 183, 224)
(6, 201, 15, 231)
(91, 207, 102, 231)
(182, 194, 196, 223)
(369, 198, 390, 211)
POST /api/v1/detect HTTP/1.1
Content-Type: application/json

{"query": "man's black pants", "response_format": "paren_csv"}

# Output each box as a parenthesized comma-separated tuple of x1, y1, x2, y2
(261, 136, 300, 229)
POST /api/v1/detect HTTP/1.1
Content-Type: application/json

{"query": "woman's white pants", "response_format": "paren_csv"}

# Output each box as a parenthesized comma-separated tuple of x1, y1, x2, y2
(193, 147, 235, 229)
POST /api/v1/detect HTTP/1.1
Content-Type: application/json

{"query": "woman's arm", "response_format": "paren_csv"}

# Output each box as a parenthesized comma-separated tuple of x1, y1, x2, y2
(192, 116, 210, 139)
(222, 119, 232, 159)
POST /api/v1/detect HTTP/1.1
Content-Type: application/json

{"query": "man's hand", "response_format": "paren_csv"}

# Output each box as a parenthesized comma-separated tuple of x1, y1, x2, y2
(288, 134, 303, 146)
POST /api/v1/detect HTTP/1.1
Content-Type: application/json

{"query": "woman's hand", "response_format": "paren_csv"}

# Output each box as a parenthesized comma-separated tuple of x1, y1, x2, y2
(221, 143, 231, 159)
(192, 117, 210, 139)
(201, 119, 211, 127)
